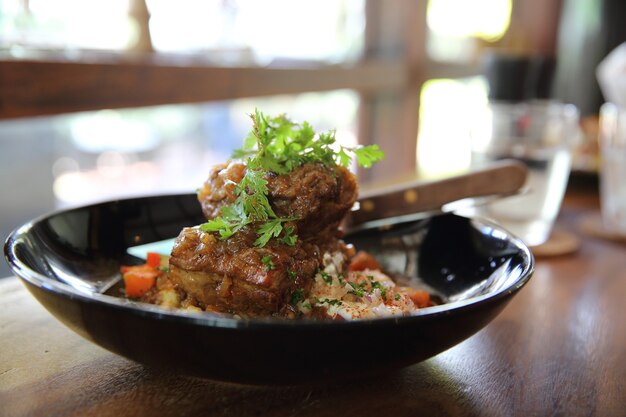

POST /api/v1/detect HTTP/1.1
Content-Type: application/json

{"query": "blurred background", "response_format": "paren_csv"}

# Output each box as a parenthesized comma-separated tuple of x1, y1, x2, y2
(0, 0, 624, 276)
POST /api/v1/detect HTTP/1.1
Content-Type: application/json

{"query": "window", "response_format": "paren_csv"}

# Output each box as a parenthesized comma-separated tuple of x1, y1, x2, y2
(0, 0, 560, 278)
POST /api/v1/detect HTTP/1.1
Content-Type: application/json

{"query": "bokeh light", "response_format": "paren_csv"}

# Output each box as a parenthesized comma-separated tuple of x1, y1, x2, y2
(427, 0, 511, 41)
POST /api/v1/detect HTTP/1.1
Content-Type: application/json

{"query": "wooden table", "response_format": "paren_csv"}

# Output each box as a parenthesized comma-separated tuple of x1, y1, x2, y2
(1, 192, 625, 417)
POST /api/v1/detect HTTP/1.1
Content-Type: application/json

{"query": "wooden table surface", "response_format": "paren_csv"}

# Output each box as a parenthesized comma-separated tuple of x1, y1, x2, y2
(1, 191, 625, 417)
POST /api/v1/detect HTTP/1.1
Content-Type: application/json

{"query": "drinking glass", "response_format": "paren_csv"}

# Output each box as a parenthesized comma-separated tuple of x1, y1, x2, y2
(469, 101, 580, 247)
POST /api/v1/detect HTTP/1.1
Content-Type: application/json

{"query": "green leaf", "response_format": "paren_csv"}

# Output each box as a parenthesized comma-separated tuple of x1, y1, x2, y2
(261, 255, 275, 271)
(299, 121, 315, 143)
(200, 218, 235, 239)
(316, 298, 342, 306)
(319, 271, 333, 285)
(354, 145, 385, 168)
(371, 280, 387, 299)
(281, 226, 298, 246)
(243, 131, 258, 150)
(290, 288, 305, 305)
(336, 148, 351, 167)
(254, 219, 284, 247)
(348, 282, 365, 297)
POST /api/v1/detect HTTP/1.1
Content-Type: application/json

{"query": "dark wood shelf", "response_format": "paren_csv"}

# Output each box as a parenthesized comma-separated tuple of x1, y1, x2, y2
(0, 54, 408, 119)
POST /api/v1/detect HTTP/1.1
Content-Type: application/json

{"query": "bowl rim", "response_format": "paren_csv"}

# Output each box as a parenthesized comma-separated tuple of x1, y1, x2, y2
(3, 193, 535, 330)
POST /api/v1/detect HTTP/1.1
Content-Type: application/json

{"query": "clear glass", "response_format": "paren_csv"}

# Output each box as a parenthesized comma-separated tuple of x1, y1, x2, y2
(469, 101, 580, 246)
(599, 102, 626, 233)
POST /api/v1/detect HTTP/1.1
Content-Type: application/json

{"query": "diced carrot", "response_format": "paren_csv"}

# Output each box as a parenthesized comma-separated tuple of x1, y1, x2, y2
(349, 251, 381, 272)
(146, 252, 162, 268)
(122, 264, 160, 297)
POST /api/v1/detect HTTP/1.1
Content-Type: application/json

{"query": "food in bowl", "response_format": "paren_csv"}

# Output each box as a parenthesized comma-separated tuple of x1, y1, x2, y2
(121, 110, 430, 319)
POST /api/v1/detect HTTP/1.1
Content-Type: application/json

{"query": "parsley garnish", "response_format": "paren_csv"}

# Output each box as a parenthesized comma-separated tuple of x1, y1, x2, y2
(287, 269, 297, 280)
(281, 225, 298, 246)
(261, 255, 275, 271)
(200, 109, 384, 247)
(319, 271, 333, 285)
(316, 298, 343, 306)
(348, 282, 366, 297)
(395, 293, 401, 301)
(371, 281, 387, 299)
(290, 288, 305, 305)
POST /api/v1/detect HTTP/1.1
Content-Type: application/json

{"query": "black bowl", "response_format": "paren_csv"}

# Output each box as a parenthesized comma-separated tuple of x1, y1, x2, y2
(4, 194, 533, 385)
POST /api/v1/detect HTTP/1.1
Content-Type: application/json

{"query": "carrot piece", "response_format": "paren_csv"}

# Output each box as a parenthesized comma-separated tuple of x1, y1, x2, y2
(146, 252, 161, 268)
(349, 251, 381, 272)
(122, 265, 159, 297)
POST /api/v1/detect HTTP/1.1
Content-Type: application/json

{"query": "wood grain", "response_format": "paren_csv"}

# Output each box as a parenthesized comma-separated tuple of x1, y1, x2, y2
(351, 159, 527, 226)
(1, 191, 625, 417)
(0, 56, 407, 119)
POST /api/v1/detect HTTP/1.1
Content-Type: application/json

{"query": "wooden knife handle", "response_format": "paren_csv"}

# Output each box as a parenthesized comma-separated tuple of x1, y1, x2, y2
(349, 159, 528, 226)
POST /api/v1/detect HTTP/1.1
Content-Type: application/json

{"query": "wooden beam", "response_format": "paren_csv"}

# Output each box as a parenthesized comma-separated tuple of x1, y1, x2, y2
(424, 61, 480, 80)
(358, 0, 428, 183)
(0, 56, 408, 119)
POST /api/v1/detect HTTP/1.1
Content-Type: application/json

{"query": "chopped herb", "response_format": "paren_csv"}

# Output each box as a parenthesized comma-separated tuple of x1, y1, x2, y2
(371, 281, 387, 299)
(200, 109, 385, 247)
(319, 271, 333, 285)
(316, 298, 343, 306)
(287, 269, 298, 280)
(262, 255, 275, 271)
(338, 273, 345, 285)
(302, 302, 312, 310)
(395, 293, 401, 301)
(290, 288, 305, 304)
(281, 225, 298, 246)
(348, 282, 365, 297)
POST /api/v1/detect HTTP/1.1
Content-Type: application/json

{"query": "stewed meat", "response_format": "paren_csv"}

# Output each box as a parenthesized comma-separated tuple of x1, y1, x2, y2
(168, 224, 350, 316)
(197, 161, 246, 221)
(268, 163, 358, 237)
(197, 162, 358, 238)
(170, 161, 359, 316)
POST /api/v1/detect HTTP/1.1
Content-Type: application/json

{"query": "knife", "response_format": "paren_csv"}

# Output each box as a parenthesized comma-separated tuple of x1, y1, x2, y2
(347, 159, 528, 232)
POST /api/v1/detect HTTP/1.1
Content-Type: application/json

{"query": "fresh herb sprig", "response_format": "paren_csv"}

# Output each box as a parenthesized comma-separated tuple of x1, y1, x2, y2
(233, 109, 385, 172)
(200, 109, 385, 247)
